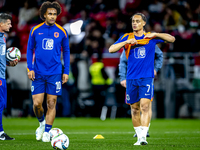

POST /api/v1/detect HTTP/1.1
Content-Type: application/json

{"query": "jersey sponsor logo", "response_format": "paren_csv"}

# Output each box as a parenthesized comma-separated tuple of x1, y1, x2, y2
(42, 38, 54, 50)
(31, 86, 34, 92)
(0, 80, 2, 86)
(134, 47, 146, 59)
(1, 45, 6, 55)
(38, 33, 44, 35)
(126, 94, 130, 101)
(54, 32, 59, 38)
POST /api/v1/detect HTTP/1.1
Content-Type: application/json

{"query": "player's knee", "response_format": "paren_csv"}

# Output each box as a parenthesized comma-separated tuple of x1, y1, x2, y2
(47, 99, 56, 110)
(140, 103, 149, 113)
(131, 106, 140, 116)
(33, 101, 42, 108)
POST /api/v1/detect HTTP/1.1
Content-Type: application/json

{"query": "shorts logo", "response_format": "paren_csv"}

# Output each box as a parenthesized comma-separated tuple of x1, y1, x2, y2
(42, 38, 54, 50)
(134, 47, 146, 59)
(0, 80, 2, 86)
(54, 32, 59, 38)
(126, 94, 130, 101)
(31, 86, 34, 92)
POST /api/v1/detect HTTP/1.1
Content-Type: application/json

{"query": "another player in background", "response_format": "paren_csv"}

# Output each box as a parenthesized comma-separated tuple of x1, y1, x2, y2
(26, 1, 70, 142)
(0, 13, 19, 140)
(119, 46, 163, 137)
(109, 13, 175, 145)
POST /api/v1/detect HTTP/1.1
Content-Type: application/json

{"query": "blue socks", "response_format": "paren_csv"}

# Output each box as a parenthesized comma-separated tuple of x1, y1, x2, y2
(45, 124, 52, 132)
(37, 114, 45, 123)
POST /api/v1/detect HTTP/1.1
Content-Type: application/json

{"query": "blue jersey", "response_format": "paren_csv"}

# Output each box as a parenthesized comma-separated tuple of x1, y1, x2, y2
(27, 22, 70, 75)
(0, 33, 6, 79)
(114, 33, 164, 79)
(118, 45, 163, 82)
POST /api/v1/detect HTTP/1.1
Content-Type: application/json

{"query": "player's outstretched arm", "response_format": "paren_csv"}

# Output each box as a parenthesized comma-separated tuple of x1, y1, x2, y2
(144, 33, 175, 43)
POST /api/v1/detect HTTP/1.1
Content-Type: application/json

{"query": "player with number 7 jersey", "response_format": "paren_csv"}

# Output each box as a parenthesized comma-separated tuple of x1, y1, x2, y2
(109, 13, 175, 145)
(26, 1, 70, 142)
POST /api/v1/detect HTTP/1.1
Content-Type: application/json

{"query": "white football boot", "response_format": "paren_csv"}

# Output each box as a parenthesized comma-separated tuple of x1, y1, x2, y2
(42, 132, 50, 142)
(134, 140, 141, 145)
(36, 125, 45, 141)
(140, 137, 148, 145)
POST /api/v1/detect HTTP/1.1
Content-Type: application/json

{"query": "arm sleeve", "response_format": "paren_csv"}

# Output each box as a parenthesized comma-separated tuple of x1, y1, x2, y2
(154, 45, 163, 72)
(62, 31, 70, 75)
(118, 50, 128, 81)
(26, 28, 35, 71)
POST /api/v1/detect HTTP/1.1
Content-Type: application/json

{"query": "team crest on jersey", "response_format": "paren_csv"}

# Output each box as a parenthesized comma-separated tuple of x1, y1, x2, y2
(126, 94, 130, 101)
(134, 47, 146, 59)
(42, 38, 54, 50)
(54, 32, 59, 38)
(0, 80, 2, 86)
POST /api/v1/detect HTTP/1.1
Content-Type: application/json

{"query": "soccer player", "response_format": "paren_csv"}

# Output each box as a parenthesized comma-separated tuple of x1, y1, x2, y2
(0, 13, 19, 140)
(109, 13, 175, 145)
(26, 2, 70, 142)
(119, 46, 163, 138)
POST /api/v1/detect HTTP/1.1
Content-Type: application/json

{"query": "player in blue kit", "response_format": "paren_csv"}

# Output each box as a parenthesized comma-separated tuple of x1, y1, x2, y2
(119, 46, 163, 138)
(26, 2, 70, 142)
(0, 13, 19, 140)
(109, 13, 175, 145)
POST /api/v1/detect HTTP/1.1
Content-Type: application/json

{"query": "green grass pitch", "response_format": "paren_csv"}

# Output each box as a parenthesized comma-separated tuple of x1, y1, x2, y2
(1, 118, 200, 150)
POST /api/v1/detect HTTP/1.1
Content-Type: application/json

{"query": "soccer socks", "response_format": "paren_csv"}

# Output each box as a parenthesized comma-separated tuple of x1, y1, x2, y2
(37, 115, 45, 127)
(141, 126, 148, 139)
(45, 124, 52, 133)
(134, 126, 142, 141)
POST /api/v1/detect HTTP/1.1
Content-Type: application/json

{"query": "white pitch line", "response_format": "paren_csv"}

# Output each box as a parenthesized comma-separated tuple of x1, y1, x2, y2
(11, 131, 200, 135)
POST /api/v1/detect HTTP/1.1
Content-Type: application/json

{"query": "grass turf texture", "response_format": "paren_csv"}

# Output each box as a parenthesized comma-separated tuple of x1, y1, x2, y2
(1, 118, 200, 150)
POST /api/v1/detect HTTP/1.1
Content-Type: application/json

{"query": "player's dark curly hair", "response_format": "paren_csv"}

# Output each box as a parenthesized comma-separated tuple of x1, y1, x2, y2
(0, 13, 12, 23)
(39, 1, 61, 21)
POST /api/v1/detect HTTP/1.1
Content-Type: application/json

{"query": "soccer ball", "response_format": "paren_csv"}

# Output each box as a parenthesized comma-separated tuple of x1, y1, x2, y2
(6, 47, 21, 61)
(49, 128, 63, 141)
(51, 133, 69, 150)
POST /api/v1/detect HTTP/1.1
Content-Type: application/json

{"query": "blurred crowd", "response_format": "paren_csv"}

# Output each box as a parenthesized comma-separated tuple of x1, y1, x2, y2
(1, 0, 200, 118)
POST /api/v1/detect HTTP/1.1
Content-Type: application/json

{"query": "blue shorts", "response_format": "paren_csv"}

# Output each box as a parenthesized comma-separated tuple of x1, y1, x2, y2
(0, 78, 7, 111)
(126, 78, 154, 104)
(31, 74, 62, 95)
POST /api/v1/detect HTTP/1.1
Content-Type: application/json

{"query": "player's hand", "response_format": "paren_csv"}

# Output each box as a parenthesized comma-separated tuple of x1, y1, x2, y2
(154, 70, 157, 76)
(28, 70, 35, 81)
(9, 60, 18, 67)
(120, 80, 126, 88)
(62, 74, 69, 84)
(126, 38, 137, 45)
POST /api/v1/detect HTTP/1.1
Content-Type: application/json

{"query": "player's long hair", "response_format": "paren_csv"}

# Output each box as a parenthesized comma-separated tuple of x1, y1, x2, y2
(39, 1, 61, 21)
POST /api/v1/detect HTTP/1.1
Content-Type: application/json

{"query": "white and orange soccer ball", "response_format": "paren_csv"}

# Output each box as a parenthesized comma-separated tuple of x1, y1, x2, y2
(6, 47, 21, 61)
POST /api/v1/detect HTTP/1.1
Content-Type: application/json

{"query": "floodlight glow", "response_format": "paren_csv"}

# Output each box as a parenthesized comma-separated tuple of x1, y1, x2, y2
(70, 20, 83, 35)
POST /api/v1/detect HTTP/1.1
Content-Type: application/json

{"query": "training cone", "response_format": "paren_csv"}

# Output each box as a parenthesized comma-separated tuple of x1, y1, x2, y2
(93, 134, 105, 139)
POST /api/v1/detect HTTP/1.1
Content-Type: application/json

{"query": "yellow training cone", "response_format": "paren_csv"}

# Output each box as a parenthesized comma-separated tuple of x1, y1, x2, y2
(93, 134, 105, 139)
